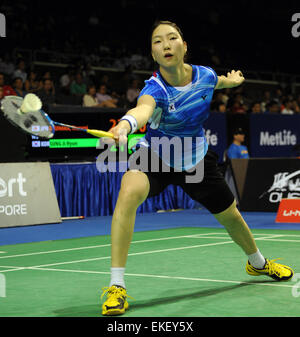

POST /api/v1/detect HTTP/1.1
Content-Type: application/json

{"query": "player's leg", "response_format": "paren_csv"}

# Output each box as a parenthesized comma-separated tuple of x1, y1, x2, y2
(213, 200, 294, 281)
(213, 199, 257, 255)
(111, 169, 150, 268)
(101, 169, 150, 316)
(181, 150, 294, 281)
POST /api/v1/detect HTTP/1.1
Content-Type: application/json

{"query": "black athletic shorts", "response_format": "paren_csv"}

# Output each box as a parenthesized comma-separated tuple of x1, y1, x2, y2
(129, 149, 234, 214)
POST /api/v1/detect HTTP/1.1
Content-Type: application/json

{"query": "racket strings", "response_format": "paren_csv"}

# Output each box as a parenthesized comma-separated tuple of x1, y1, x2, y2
(1, 96, 54, 138)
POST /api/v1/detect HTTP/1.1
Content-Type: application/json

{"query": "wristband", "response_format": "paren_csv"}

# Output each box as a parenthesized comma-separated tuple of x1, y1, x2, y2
(120, 115, 138, 134)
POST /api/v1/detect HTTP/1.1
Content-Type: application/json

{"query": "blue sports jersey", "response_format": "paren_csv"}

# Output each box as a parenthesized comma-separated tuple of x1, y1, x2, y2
(227, 143, 249, 159)
(136, 64, 218, 170)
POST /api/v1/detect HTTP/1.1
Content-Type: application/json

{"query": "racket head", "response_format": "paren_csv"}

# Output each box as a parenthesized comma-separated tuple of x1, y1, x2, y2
(0, 95, 55, 139)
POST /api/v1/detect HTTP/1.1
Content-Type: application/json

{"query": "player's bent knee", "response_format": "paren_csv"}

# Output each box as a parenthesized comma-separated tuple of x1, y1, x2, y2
(119, 170, 150, 205)
(213, 199, 247, 228)
(213, 199, 237, 219)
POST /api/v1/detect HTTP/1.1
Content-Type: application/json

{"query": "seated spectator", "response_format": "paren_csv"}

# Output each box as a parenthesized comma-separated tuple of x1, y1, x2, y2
(126, 79, 140, 108)
(281, 99, 294, 114)
(38, 71, 53, 88)
(213, 101, 227, 113)
(250, 102, 262, 114)
(96, 84, 117, 108)
(25, 71, 41, 93)
(36, 78, 56, 110)
(13, 59, 28, 83)
(83, 84, 101, 107)
(70, 72, 87, 97)
(83, 84, 118, 108)
(13, 77, 27, 98)
(231, 93, 247, 114)
(265, 100, 280, 114)
(0, 72, 16, 96)
(227, 128, 249, 159)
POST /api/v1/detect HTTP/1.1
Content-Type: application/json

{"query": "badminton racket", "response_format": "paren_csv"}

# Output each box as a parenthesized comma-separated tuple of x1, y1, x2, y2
(0, 94, 114, 139)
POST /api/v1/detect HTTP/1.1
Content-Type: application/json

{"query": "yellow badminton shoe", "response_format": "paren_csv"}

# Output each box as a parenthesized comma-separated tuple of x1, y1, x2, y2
(101, 285, 131, 316)
(246, 258, 294, 281)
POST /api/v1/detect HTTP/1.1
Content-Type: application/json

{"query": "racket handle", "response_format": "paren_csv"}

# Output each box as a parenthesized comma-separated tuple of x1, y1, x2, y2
(87, 129, 114, 138)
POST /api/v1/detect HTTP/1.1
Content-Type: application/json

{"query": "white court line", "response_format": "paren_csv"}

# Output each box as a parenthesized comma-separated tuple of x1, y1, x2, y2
(0, 232, 287, 260)
(0, 233, 229, 260)
(0, 234, 282, 270)
(258, 238, 300, 243)
(263, 234, 300, 237)
(0, 267, 26, 273)
(26, 266, 296, 289)
(0, 264, 27, 272)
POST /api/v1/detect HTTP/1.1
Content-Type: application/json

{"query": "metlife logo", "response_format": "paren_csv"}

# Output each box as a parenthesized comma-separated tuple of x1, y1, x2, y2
(260, 130, 297, 146)
(250, 114, 300, 157)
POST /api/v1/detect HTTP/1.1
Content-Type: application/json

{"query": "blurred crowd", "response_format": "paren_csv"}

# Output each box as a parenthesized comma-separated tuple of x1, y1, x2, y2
(210, 86, 300, 115)
(0, 56, 300, 115)
(0, 57, 144, 110)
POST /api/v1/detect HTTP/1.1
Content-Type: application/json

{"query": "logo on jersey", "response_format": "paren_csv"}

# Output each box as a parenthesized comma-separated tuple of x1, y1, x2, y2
(168, 102, 176, 112)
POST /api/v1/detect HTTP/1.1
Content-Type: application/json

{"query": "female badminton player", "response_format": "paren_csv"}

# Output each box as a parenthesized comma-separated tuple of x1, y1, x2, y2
(101, 21, 294, 316)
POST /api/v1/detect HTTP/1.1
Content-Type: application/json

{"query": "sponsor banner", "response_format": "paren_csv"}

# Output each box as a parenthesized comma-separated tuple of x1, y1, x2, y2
(276, 199, 300, 223)
(239, 158, 300, 212)
(250, 114, 300, 157)
(203, 112, 227, 162)
(0, 162, 61, 227)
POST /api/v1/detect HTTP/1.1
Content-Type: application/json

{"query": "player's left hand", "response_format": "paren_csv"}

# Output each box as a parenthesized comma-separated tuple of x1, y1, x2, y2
(226, 70, 245, 87)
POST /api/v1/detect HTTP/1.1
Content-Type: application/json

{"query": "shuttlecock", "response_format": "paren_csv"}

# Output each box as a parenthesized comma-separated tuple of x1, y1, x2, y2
(19, 93, 42, 114)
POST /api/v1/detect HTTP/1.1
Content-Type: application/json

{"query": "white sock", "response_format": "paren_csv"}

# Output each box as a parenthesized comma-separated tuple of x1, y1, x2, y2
(109, 267, 126, 288)
(248, 249, 266, 269)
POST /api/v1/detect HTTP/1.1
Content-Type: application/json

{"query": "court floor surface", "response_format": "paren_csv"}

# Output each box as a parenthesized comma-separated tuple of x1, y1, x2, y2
(0, 226, 299, 317)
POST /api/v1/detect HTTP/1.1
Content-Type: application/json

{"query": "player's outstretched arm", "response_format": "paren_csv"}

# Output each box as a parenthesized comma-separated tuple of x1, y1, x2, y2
(215, 70, 245, 90)
(107, 95, 156, 143)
